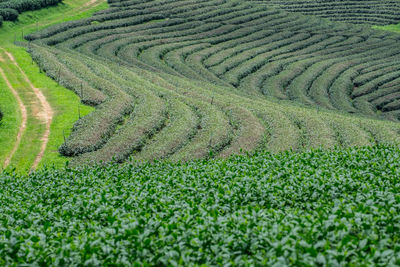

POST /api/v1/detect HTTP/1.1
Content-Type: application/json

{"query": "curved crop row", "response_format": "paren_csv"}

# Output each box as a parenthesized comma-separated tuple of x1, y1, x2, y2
(260, 0, 400, 25)
(25, 0, 400, 164)
(0, 0, 62, 23)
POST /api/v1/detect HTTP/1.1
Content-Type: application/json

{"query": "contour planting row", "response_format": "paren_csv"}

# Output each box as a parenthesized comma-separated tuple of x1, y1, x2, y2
(28, 43, 400, 165)
(57, 0, 400, 120)
(57, 0, 400, 119)
(258, 0, 400, 25)
(25, 0, 400, 163)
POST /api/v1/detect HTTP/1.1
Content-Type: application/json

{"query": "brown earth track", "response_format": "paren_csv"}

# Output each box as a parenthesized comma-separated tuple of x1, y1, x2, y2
(5, 51, 54, 170)
(83, 0, 99, 8)
(0, 66, 28, 169)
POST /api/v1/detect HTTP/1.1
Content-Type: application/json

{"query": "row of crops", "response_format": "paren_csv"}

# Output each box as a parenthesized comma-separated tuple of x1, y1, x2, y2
(260, 0, 400, 25)
(24, 0, 400, 164)
(1, 144, 400, 265)
(0, 0, 62, 23)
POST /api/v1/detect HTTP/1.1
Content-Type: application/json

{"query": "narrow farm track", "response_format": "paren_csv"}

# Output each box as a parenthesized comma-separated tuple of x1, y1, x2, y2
(23, 0, 400, 164)
(83, 0, 100, 8)
(6, 52, 53, 169)
(0, 65, 27, 169)
(0, 48, 53, 170)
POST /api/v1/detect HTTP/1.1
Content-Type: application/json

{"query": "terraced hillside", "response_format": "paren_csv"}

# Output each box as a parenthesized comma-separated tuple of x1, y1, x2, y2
(25, 0, 400, 164)
(263, 0, 400, 25)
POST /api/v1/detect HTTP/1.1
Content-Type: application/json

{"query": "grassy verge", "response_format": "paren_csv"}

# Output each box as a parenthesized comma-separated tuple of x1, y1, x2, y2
(0, 73, 20, 167)
(10, 47, 93, 169)
(0, 0, 106, 170)
(0, 54, 44, 171)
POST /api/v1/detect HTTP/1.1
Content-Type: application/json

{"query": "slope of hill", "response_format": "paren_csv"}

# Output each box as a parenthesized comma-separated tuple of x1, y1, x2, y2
(23, 0, 400, 165)
(1, 1, 400, 265)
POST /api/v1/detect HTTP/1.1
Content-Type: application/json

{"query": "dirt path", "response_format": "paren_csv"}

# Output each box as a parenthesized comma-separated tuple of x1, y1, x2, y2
(0, 66, 28, 169)
(83, 0, 99, 8)
(4, 51, 53, 170)
(1, 49, 54, 170)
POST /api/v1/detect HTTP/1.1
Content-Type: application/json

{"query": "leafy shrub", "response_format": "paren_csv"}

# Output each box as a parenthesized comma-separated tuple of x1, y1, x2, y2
(1, 145, 400, 265)
(0, 0, 62, 13)
(0, 0, 62, 22)
(0, 8, 18, 21)
(264, 0, 400, 25)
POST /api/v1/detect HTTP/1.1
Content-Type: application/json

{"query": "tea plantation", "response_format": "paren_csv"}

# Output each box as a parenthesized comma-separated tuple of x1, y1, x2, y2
(264, 0, 400, 25)
(23, 0, 400, 165)
(1, 0, 400, 265)
(1, 144, 400, 265)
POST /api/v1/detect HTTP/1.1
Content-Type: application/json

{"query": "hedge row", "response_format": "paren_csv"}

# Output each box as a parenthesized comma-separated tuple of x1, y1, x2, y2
(263, 0, 400, 25)
(25, 0, 400, 162)
(0, 0, 62, 22)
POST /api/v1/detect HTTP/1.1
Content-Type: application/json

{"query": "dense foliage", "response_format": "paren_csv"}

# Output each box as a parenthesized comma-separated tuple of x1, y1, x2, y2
(1, 145, 400, 265)
(0, 0, 62, 22)
(0, 7, 17, 20)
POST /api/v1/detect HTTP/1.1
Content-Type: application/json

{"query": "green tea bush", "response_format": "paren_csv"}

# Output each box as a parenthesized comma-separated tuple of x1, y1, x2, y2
(25, 0, 400, 162)
(1, 145, 400, 265)
(29, 44, 107, 105)
(263, 0, 400, 25)
(0, 8, 18, 21)
(0, 0, 62, 22)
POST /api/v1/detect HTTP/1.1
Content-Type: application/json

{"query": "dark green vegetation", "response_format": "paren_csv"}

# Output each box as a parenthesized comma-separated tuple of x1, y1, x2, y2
(264, 0, 400, 25)
(0, 0, 62, 23)
(1, 144, 400, 265)
(23, 0, 400, 165)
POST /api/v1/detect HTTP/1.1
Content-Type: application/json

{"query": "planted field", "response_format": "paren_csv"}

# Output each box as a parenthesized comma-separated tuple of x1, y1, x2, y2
(22, 0, 400, 165)
(1, 144, 400, 265)
(262, 0, 400, 25)
(1, 0, 400, 265)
